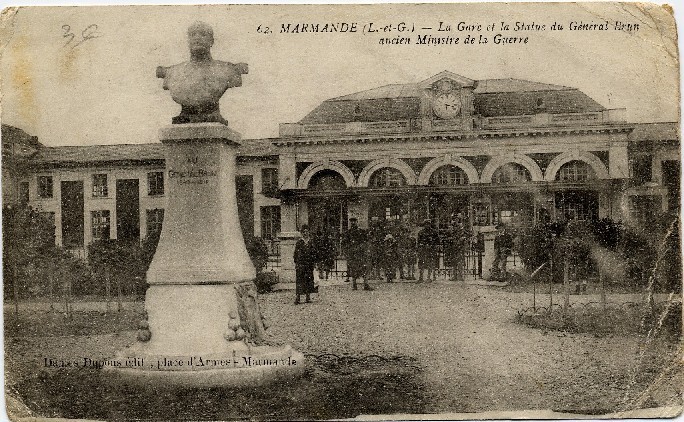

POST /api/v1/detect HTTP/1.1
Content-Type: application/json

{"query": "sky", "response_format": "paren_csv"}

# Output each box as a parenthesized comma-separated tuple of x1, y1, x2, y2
(0, 3, 679, 146)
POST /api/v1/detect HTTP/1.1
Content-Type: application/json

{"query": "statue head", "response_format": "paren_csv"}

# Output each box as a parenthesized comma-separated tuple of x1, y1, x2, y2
(188, 21, 214, 58)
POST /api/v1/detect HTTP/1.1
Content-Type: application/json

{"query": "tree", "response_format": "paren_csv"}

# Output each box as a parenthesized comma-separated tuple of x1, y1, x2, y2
(4, 205, 54, 311)
(3, 205, 91, 314)
(88, 240, 147, 307)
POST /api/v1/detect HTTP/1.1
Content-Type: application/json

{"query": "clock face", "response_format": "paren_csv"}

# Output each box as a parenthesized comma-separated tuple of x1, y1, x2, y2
(433, 93, 462, 119)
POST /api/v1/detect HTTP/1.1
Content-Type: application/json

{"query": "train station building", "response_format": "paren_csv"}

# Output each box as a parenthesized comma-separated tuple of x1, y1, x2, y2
(5, 71, 680, 282)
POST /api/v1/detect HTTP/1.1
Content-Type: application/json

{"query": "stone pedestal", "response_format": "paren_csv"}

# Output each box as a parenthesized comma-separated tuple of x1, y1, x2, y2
(480, 226, 498, 280)
(109, 123, 304, 387)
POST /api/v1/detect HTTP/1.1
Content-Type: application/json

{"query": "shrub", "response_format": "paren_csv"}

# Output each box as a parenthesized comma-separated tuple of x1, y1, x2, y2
(3, 205, 91, 300)
(245, 236, 269, 273)
(87, 240, 147, 296)
(254, 271, 279, 294)
(517, 224, 555, 271)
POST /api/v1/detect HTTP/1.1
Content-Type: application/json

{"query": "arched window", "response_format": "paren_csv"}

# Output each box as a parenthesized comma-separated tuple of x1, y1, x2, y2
(556, 160, 596, 182)
(309, 170, 347, 190)
(492, 163, 531, 184)
(429, 165, 469, 185)
(369, 168, 406, 187)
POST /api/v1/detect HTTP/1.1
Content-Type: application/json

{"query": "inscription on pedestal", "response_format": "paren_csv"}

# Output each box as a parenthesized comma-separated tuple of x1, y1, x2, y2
(169, 154, 219, 186)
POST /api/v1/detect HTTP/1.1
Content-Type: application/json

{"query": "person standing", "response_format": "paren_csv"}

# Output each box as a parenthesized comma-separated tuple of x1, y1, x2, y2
(417, 219, 439, 282)
(294, 225, 317, 304)
(343, 218, 374, 291)
(316, 228, 336, 280)
(453, 221, 471, 281)
(397, 223, 412, 280)
(443, 220, 458, 281)
(368, 221, 385, 280)
(381, 233, 400, 283)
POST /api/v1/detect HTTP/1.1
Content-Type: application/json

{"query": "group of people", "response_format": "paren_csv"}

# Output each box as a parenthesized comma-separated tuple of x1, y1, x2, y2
(294, 217, 518, 303)
(294, 217, 481, 300)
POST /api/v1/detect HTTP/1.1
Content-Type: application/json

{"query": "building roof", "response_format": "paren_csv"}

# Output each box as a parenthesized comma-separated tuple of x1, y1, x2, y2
(1, 124, 43, 150)
(474, 78, 571, 93)
(30, 139, 276, 168)
(32, 143, 165, 165)
(629, 122, 679, 141)
(332, 84, 421, 101)
(300, 74, 607, 124)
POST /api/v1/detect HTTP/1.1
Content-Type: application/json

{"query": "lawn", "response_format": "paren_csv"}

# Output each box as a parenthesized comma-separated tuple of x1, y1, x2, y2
(5, 283, 682, 420)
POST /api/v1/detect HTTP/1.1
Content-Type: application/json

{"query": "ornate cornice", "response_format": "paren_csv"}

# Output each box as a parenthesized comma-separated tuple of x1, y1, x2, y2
(272, 124, 634, 147)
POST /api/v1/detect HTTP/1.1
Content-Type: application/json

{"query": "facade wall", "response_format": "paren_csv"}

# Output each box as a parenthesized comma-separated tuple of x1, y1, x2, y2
(24, 159, 280, 253)
(236, 160, 280, 239)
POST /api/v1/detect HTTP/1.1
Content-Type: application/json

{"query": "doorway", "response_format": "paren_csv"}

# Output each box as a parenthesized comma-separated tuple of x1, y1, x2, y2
(116, 179, 140, 242)
(61, 181, 84, 247)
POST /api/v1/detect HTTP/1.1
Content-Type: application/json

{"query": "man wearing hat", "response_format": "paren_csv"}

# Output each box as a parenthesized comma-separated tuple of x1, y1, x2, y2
(293, 225, 317, 304)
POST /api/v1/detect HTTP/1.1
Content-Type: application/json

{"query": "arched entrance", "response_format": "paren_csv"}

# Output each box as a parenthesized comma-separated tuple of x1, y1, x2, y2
(426, 165, 470, 229)
(367, 167, 409, 223)
(553, 160, 599, 221)
(307, 170, 348, 253)
(490, 163, 535, 227)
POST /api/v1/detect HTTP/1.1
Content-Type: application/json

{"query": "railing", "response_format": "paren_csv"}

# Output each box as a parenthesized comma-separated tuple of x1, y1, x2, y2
(279, 120, 413, 137)
(264, 239, 281, 271)
(479, 109, 626, 130)
(279, 109, 627, 138)
(263, 238, 522, 280)
(65, 247, 87, 261)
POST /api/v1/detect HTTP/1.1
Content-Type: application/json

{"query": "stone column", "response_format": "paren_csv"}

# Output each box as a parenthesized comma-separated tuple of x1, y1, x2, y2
(279, 151, 297, 189)
(480, 226, 498, 280)
(278, 199, 300, 284)
(609, 142, 629, 179)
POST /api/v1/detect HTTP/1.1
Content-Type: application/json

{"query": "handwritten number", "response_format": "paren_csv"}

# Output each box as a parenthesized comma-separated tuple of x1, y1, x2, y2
(62, 25, 75, 46)
(81, 24, 102, 43)
(62, 24, 102, 49)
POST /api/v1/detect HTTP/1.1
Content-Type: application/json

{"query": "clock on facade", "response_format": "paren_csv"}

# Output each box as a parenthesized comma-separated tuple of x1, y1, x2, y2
(433, 92, 462, 119)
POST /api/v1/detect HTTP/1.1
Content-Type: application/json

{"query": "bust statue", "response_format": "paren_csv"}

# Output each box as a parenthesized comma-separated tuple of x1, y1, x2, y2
(157, 22, 248, 125)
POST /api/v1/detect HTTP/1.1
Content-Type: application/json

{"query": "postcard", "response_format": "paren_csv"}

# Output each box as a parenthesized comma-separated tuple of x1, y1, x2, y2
(1, 3, 681, 420)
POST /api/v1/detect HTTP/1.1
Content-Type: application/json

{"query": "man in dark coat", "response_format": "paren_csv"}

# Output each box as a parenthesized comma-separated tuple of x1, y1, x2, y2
(417, 219, 439, 282)
(294, 225, 317, 304)
(315, 228, 336, 280)
(381, 233, 400, 282)
(343, 218, 373, 291)
(453, 221, 471, 281)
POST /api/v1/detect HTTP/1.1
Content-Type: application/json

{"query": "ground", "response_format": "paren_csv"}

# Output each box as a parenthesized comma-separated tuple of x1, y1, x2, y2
(4, 283, 682, 420)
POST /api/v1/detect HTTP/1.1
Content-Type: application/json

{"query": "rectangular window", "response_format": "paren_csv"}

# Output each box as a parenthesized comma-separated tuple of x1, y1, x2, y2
(630, 196, 660, 223)
(91, 210, 111, 241)
(92, 174, 108, 197)
(261, 168, 279, 194)
(19, 181, 29, 204)
(146, 208, 165, 237)
(630, 156, 652, 185)
(37, 175, 53, 199)
(147, 172, 164, 196)
(260, 206, 281, 240)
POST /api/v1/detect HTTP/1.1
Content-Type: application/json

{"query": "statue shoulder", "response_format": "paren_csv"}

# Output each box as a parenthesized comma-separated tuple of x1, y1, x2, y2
(215, 61, 249, 75)
(156, 61, 193, 78)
